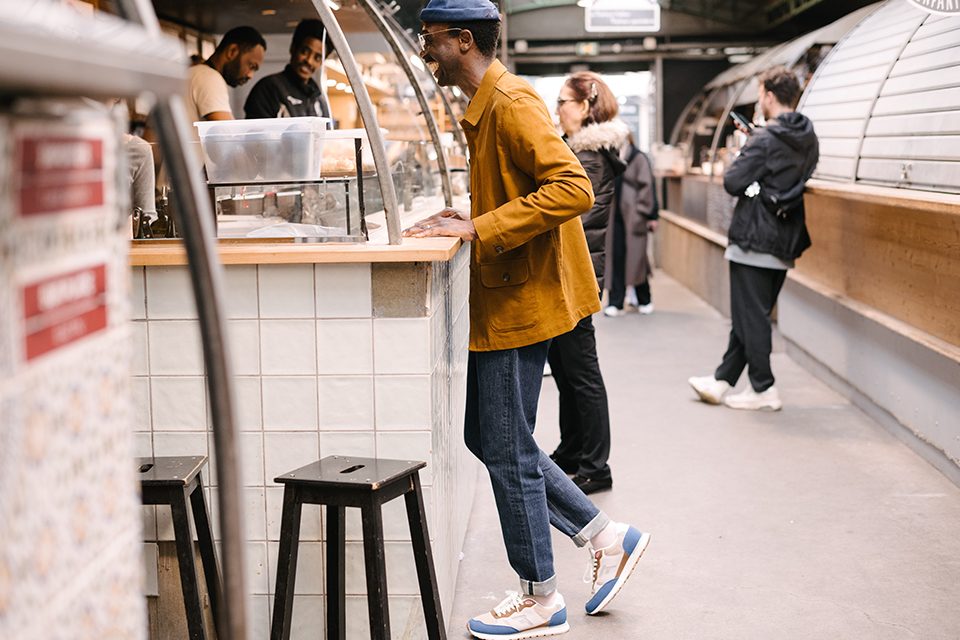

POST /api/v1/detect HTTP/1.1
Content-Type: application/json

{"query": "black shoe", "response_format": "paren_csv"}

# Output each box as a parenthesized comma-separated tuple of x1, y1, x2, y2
(573, 475, 612, 495)
(549, 453, 580, 475)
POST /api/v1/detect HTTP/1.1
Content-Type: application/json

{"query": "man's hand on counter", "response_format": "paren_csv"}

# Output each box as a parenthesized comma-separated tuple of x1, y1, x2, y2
(403, 208, 477, 241)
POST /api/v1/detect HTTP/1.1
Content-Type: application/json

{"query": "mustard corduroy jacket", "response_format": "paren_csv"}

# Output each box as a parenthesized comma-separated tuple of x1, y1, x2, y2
(463, 60, 600, 351)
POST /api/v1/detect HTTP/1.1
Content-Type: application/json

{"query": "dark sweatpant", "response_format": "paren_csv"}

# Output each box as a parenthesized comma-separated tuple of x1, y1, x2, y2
(547, 314, 612, 481)
(715, 261, 787, 392)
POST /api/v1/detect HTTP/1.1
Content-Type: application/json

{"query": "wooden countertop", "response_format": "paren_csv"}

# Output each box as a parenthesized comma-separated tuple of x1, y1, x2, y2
(130, 236, 462, 266)
(131, 194, 469, 266)
(805, 180, 960, 216)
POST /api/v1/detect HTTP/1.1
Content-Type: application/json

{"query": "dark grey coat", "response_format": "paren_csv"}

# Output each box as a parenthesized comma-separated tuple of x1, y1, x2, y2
(604, 144, 658, 286)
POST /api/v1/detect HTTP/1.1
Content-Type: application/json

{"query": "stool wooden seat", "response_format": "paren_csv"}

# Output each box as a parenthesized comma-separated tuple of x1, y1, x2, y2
(138, 455, 222, 640)
(270, 455, 445, 640)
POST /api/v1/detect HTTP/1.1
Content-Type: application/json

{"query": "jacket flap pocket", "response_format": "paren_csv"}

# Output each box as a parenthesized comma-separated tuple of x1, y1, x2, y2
(480, 259, 530, 288)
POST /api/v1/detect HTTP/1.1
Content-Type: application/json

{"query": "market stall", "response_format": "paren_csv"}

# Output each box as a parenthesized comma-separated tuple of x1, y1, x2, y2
(656, 0, 960, 486)
(126, 1, 478, 636)
(654, 3, 878, 312)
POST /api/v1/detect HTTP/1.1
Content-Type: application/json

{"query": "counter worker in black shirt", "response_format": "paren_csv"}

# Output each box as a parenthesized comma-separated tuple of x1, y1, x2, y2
(244, 19, 331, 119)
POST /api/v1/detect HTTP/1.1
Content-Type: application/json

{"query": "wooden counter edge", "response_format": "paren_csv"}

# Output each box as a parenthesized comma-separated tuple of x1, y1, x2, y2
(786, 270, 960, 364)
(130, 237, 463, 266)
(805, 180, 960, 215)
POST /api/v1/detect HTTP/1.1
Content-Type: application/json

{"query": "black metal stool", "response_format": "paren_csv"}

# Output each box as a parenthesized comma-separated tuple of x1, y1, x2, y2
(270, 455, 445, 640)
(138, 455, 222, 640)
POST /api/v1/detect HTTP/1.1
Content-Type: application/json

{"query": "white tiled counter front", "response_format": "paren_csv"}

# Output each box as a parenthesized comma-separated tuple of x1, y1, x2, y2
(130, 241, 473, 639)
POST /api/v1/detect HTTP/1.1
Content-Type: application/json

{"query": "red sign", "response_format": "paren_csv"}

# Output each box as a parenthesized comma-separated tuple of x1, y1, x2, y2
(22, 264, 108, 361)
(19, 138, 104, 173)
(16, 137, 105, 217)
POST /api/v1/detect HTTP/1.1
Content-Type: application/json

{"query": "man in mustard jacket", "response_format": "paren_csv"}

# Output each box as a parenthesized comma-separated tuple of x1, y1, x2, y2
(405, 1, 650, 637)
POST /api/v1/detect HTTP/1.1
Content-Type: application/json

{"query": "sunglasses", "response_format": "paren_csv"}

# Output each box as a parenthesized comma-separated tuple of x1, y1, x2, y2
(418, 28, 463, 50)
(556, 98, 579, 107)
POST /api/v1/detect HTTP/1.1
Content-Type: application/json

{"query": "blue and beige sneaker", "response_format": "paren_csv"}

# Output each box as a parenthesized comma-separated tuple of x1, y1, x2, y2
(467, 591, 570, 639)
(584, 524, 651, 615)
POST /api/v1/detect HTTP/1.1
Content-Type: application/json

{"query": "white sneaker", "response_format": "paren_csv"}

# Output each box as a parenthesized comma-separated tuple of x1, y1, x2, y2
(688, 375, 731, 405)
(584, 524, 650, 615)
(603, 305, 624, 317)
(723, 386, 782, 411)
(625, 289, 639, 308)
(638, 303, 654, 315)
(467, 591, 569, 639)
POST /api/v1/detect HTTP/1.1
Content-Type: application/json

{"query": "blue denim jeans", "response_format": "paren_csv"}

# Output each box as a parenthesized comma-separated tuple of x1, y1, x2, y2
(464, 340, 610, 596)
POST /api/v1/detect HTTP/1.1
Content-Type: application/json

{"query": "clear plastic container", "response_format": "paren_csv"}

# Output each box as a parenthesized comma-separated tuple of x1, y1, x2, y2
(195, 116, 331, 184)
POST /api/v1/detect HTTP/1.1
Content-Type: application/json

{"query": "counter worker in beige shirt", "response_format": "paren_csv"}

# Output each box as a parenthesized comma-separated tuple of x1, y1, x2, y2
(404, 1, 650, 637)
(185, 26, 266, 124)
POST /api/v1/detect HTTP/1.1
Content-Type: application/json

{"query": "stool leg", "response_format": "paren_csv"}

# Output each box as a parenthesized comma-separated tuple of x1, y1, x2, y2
(326, 505, 346, 640)
(171, 487, 207, 640)
(361, 500, 391, 640)
(189, 474, 223, 639)
(271, 487, 303, 640)
(405, 473, 446, 640)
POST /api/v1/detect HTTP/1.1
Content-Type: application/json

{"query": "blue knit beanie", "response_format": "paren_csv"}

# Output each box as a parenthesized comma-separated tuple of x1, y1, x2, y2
(420, 0, 501, 22)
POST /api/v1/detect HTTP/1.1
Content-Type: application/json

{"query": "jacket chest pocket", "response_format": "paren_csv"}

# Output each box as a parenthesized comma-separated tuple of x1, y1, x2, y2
(479, 259, 536, 332)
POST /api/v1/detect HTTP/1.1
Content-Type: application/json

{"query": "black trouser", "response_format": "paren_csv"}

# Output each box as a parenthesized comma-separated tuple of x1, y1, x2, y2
(607, 207, 651, 309)
(715, 261, 787, 392)
(547, 314, 612, 481)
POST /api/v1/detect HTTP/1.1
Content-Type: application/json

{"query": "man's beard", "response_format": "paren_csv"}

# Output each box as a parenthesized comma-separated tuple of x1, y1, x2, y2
(223, 58, 247, 87)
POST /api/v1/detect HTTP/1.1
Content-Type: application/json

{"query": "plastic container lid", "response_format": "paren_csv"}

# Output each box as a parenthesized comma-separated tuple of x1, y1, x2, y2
(194, 116, 331, 139)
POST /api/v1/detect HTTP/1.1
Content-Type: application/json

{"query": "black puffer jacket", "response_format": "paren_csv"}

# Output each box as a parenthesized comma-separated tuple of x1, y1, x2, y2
(725, 112, 819, 261)
(567, 120, 629, 288)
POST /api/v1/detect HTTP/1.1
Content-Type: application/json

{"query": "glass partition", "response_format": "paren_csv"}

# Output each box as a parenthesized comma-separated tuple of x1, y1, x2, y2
(324, 3, 447, 219)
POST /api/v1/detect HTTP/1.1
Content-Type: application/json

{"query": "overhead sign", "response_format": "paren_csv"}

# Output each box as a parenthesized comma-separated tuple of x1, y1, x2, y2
(585, 0, 661, 33)
(906, 0, 960, 14)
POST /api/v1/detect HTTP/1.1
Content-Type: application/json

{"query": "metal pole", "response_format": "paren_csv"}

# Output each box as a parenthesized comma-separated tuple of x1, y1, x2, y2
(152, 95, 248, 640)
(116, 0, 161, 36)
(501, 0, 511, 72)
(310, 0, 403, 244)
(654, 54, 664, 144)
(359, 0, 453, 207)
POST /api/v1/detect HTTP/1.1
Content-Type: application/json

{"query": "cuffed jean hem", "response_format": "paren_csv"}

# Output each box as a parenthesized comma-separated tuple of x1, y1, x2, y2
(572, 511, 611, 548)
(520, 574, 558, 596)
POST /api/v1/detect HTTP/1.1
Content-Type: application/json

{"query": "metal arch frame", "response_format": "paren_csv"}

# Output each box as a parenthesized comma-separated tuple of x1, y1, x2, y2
(310, 0, 403, 244)
(383, 7, 470, 155)
(112, 2, 250, 639)
(358, 0, 454, 208)
(707, 78, 750, 181)
(681, 86, 722, 169)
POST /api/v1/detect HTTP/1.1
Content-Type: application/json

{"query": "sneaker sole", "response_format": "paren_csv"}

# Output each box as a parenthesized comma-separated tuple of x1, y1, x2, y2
(723, 399, 783, 411)
(468, 622, 570, 639)
(586, 531, 651, 616)
(689, 381, 723, 405)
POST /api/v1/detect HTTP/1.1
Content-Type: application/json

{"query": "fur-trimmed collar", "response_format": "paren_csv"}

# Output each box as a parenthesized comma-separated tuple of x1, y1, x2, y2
(566, 119, 630, 153)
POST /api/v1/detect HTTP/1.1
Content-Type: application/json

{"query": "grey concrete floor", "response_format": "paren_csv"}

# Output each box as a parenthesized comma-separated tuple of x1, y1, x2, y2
(448, 274, 960, 640)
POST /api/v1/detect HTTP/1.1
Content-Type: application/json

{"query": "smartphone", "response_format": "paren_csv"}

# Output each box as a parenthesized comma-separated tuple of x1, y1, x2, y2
(730, 111, 754, 133)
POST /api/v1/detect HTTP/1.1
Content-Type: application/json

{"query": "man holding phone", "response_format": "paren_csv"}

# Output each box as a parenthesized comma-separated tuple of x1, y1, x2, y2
(730, 110, 754, 133)
(689, 66, 819, 411)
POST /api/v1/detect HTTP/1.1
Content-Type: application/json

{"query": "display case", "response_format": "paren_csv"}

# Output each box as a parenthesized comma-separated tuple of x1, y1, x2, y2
(133, 0, 466, 246)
